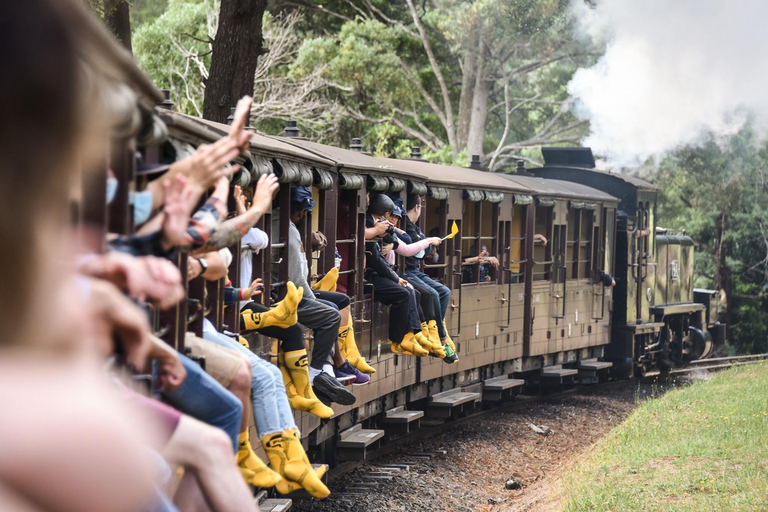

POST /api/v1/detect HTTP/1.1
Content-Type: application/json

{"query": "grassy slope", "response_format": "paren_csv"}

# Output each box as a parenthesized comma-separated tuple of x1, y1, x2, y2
(564, 365, 768, 511)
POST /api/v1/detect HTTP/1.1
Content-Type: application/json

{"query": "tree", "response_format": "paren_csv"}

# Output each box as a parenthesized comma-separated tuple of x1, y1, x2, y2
(202, 0, 268, 122)
(88, 0, 132, 52)
(280, 0, 593, 163)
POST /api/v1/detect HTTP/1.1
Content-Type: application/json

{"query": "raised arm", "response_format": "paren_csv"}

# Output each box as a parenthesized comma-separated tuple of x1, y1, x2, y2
(190, 173, 279, 254)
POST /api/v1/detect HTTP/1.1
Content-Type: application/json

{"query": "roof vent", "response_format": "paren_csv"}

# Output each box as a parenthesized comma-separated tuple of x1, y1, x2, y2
(226, 107, 236, 125)
(284, 120, 300, 138)
(159, 89, 174, 111)
(410, 146, 422, 159)
(515, 160, 534, 177)
(349, 138, 363, 152)
(541, 147, 595, 168)
(469, 154, 483, 170)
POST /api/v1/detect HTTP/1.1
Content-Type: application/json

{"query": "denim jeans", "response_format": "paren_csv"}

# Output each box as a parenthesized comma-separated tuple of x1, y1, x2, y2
(157, 353, 243, 452)
(405, 269, 451, 339)
(203, 328, 296, 438)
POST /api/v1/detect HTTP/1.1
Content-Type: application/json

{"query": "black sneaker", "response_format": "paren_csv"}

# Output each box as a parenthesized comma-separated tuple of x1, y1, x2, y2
(312, 372, 356, 406)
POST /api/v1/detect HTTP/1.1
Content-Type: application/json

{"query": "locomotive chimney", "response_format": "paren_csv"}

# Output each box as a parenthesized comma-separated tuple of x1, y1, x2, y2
(158, 89, 174, 110)
(349, 137, 363, 152)
(284, 120, 300, 138)
(410, 146, 422, 159)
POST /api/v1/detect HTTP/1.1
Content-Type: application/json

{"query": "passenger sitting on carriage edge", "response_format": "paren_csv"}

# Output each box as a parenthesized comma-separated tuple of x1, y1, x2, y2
(365, 193, 429, 357)
(288, 186, 356, 406)
(386, 200, 459, 363)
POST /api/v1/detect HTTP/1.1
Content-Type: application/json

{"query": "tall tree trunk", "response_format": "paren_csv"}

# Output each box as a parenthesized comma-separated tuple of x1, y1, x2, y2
(103, 0, 132, 53)
(456, 30, 479, 151)
(714, 212, 732, 329)
(466, 39, 489, 159)
(203, 0, 267, 123)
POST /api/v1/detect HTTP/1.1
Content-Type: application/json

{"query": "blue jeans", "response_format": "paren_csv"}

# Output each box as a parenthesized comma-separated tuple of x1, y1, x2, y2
(203, 330, 296, 438)
(405, 269, 451, 339)
(158, 353, 242, 452)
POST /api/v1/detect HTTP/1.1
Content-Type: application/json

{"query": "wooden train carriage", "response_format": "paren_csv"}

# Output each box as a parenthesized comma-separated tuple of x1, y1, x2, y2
(147, 108, 622, 457)
(500, 170, 618, 370)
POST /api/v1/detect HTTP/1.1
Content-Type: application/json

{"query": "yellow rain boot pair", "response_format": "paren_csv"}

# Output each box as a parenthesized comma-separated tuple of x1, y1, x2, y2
(237, 431, 282, 488)
(242, 282, 302, 331)
(280, 349, 334, 419)
(339, 319, 375, 374)
(312, 266, 339, 292)
(391, 332, 429, 357)
(262, 429, 331, 498)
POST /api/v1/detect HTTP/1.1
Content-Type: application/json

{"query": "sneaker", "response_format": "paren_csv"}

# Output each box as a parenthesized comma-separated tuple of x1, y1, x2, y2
(332, 367, 356, 386)
(312, 372, 356, 405)
(442, 344, 459, 364)
(339, 362, 370, 386)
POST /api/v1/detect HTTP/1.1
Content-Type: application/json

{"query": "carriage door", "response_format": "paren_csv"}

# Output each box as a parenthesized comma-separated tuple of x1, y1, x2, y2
(550, 203, 568, 354)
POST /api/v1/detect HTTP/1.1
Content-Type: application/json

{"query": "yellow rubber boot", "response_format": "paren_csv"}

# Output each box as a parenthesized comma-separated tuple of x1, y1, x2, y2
(277, 464, 327, 494)
(263, 431, 330, 499)
(427, 320, 441, 346)
(414, 331, 432, 350)
(282, 349, 335, 418)
(339, 320, 375, 374)
(242, 282, 300, 330)
(443, 321, 457, 352)
(312, 266, 339, 292)
(392, 332, 429, 357)
(278, 352, 333, 418)
(237, 431, 282, 488)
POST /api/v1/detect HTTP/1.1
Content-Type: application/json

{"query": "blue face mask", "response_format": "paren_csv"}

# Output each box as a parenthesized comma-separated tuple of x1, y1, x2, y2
(106, 177, 118, 204)
(130, 190, 154, 226)
(415, 248, 426, 259)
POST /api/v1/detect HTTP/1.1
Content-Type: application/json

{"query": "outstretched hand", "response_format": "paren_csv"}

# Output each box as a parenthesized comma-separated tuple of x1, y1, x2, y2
(251, 173, 280, 215)
(161, 174, 195, 248)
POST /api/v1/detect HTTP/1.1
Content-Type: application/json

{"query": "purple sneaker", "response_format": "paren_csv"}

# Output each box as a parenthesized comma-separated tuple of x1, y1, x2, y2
(333, 366, 356, 386)
(339, 362, 371, 386)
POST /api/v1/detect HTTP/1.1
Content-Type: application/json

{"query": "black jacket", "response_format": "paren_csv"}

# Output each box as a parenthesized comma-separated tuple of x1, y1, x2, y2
(365, 213, 400, 282)
(403, 216, 432, 271)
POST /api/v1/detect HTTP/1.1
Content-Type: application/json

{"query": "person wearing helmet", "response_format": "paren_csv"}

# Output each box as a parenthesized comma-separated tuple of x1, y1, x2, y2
(364, 194, 428, 357)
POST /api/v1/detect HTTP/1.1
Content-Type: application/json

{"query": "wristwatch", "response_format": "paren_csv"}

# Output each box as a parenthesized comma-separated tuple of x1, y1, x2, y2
(197, 257, 209, 276)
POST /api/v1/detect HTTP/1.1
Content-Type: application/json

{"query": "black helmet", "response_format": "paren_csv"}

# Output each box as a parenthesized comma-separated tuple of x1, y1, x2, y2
(368, 193, 395, 216)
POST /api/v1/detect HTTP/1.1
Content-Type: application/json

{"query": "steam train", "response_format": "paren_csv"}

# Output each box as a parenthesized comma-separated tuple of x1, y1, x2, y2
(81, 7, 724, 476)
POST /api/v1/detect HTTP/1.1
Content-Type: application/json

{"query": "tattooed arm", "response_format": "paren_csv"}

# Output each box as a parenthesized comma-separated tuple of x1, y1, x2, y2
(190, 208, 263, 254)
(189, 173, 279, 255)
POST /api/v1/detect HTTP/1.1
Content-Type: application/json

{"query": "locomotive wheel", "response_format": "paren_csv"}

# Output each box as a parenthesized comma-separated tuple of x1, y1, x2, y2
(684, 327, 713, 361)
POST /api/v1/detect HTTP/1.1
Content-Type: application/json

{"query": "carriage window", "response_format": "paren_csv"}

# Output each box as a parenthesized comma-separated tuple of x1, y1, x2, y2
(480, 201, 497, 284)
(423, 196, 446, 281)
(578, 209, 594, 278)
(533, 206, 552, 281)
(566, 209, 579, 279)
(461, 201, 480, 284)
(335, 188, 358, 296)
(509, 204, 526, 284)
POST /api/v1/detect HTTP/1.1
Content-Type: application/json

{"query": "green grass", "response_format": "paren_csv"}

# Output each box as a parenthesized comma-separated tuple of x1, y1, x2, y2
(564, 364, 768, 511)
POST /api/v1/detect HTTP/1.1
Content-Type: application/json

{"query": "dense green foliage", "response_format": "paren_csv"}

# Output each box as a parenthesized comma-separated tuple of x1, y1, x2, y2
(566, 364, 768, 510)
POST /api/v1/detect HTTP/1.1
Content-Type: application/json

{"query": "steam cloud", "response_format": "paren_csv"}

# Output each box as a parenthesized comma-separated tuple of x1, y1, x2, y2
(567, 0, 768, 167)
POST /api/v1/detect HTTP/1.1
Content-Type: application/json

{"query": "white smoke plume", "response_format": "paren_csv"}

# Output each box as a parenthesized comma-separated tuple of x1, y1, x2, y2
(568, 0, 768, 167)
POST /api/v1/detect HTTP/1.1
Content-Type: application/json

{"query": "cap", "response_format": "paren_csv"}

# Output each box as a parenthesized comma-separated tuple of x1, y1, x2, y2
(391, 205, 405, 219)
(291, 186, 315, 211)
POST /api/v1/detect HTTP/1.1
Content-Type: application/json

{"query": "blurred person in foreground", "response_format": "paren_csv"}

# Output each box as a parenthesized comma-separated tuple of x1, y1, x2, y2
(0, 1, 162, 511)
